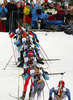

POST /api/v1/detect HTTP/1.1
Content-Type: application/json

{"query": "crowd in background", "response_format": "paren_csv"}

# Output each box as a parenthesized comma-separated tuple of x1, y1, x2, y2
(0, 0, 73, 32)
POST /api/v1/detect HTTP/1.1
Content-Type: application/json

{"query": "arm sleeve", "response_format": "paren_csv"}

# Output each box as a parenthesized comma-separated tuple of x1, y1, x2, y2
(0, 8, 3, 12)
(49, 87, 54, 97)
(66, 88, 71, 100)
(3, 8, 8, 12)
(31, 31, 38, 41)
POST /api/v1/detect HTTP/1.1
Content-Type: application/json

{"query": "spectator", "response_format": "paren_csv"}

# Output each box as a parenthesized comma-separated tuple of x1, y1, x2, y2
(31, 4, 49, 29)
(4, 0, 8, 6)
(23, 3, 31, 27)
(64, 4, 68, 11)
(41, 3, 46, 12)
(6, 0, 17, 31)
(65, 4, 73, 23)
(7, 0, 17, 16)
(44, 2, 48, 7)
(0, 4, 1, 8)
(30, 2, 35, 12)
(15, 2, 23, 27)
(45, 4, 49, 10)
(30, 0, 36, 11)
(30, 0, 34, 3)
(3, 0, 9, 32)
(20, 1, 25, 10)
(0, 3, 8, 32)
(45, 2, 57, 16)
(56, 6, 65, 22)
(56, 5, 60, 11)
(0, 3, 8, 17)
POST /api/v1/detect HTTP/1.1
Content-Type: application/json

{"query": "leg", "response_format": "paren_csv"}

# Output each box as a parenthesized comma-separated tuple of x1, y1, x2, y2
(24, 76, 31, 92)
(29, 79, 33, 99)
(30, 92, 36, 100)
(37, 91, 41, 100)
(21, 76, 31, 99)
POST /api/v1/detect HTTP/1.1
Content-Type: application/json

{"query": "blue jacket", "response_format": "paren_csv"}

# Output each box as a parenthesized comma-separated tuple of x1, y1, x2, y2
(49, 87, 71, 100)
(44, 20, 66, 26)
(31, 6, 49, 28)
(0, 7, 8, 17)
(30, 31, 38, 41)
(32, 6, 49, 21)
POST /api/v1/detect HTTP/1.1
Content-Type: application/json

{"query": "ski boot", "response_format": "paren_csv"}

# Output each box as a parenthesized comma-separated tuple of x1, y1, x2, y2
(20, 92, 26, 100)
(29, 89, 32, 100)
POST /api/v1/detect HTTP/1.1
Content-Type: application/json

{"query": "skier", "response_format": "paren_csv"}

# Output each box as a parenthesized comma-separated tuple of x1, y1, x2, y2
(20, 49, 44, 99)
(23, 64, 49, 100)
(49, 80, 71, 100)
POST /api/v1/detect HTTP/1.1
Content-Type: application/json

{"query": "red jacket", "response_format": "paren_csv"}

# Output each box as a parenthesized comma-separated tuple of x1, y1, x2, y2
(56, 10, 65, 20)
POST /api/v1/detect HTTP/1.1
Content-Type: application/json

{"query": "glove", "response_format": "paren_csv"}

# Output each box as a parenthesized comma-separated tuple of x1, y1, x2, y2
(24, 74, 29, 80)
(14, 41, 20, 45)
(35, 43, 39, 48)
(13, 35, 18, 40)
(9, 31, 11, 35)
(10, 33, 15, 38)
(49, 97, 52, 100)
(37, 39, 39, 43)
(44, 74, 49, 80)
(55, 14, 59, 17)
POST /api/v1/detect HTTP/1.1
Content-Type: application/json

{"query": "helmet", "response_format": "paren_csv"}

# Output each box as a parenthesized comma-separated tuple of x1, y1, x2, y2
(22, 33, 26, 37)
(27, 51, 33, 57)
(58, 80, 65, 87)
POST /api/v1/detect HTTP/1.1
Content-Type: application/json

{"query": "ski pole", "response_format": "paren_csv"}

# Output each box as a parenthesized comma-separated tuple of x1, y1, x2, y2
(18, 67, 20, 100)
(39, 49, 50, 69)
(9, 11, 17, 64)
(47, 72, 66, 75)
(45, 80, 49, 91)
(3, 48, 17, 70)
(11, 38, 17, 64)
(61, 71, 66, 80)
(43, 90, 44, 100)
(3, 55, 13, 70)
(39, 44, 51, 64)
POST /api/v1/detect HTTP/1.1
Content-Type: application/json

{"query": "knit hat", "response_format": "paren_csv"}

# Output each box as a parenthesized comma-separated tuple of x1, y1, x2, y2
(60, 6, 64, 9)
(21, 1, 24, 3)
(26, 2, 30, 5)
(56, 5, 60, 8)
(31, 2, 35, 5)
(10, 0, 14, 2)
(50, 2, 54, 5)
(68, 4, 72, 6)
(17, 2, 21, 5)
(1, 3, 5, 6)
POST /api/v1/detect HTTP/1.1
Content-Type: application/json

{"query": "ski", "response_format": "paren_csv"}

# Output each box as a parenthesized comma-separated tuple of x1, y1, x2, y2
(42, 59, 61, 61)
(9, 93, 20, 99)
(9, 93, 29, 100)
(8, 64, 17, 68)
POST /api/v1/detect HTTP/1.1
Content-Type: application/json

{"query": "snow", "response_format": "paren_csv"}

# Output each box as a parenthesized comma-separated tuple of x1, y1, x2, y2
(0, 31, 73, 100)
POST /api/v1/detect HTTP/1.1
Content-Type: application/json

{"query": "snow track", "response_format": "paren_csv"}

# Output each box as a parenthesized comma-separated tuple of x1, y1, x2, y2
(0, 32, 73, 100)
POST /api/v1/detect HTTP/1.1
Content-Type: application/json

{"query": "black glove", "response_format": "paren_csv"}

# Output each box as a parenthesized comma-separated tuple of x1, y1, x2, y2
(37, 39, 39, 43)
(49, 97, 52, 100)
(55, 14, 59, 17)
(9, 31, 11, 35)
(65, 13, 70, 19)
(13, 35, 18, 40)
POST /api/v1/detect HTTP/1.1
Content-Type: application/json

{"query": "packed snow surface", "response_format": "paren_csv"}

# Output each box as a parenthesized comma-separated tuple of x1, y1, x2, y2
(0, 31, 73, 100)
